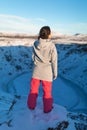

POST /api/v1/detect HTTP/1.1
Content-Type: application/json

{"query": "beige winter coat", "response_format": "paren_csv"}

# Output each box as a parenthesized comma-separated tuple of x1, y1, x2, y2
(32, 38, 58, 81)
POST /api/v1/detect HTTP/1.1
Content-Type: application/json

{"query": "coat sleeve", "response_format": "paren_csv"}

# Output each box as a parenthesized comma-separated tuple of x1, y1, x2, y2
(51, 44, 58, 79)
(32, 41, 36, 62)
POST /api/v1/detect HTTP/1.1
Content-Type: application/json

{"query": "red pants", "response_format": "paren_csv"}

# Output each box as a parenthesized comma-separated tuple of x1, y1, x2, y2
(27, 78, 53, 113)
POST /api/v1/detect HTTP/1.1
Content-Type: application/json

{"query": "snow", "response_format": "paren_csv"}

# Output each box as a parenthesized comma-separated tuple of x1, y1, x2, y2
(0, 34, 87, 130)
(0, 96, 67, 130)
(57, 43, 87, 94)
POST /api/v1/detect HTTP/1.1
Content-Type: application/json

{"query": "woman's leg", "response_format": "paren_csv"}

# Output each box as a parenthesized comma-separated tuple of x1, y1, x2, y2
(27, 78, 40, 109)
(42, 80, 53, 113)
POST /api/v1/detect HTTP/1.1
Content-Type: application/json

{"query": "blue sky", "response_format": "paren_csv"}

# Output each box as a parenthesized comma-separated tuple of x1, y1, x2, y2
(0, 0, 87, 34)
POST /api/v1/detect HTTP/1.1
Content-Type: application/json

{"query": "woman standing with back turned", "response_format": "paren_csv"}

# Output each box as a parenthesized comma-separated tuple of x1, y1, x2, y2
(27, 26, 58, 113)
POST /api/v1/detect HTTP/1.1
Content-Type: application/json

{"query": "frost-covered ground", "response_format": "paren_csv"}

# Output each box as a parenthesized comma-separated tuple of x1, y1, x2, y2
(0, 33, 87, 130)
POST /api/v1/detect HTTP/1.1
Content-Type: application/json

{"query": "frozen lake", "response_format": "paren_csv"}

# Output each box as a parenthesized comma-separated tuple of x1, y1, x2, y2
(6, 72, 87, 113)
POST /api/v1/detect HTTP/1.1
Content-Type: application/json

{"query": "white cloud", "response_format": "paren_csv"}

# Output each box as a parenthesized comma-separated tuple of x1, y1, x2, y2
(0, 14, 46, 34)
(34, 18, 47, 22)
(0, 14, 86, 35)
(52, 23, 87, 34)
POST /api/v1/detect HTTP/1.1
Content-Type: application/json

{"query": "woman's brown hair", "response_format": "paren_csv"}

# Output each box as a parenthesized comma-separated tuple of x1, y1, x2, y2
(38, 26, 51, 39)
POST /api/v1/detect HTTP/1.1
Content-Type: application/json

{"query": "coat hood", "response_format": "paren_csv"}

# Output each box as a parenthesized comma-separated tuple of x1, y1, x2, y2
(34, 38, 51, 50)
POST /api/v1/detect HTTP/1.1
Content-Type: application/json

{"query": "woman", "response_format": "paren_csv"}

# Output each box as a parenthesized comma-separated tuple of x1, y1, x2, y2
(27, 26, 58, 113)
